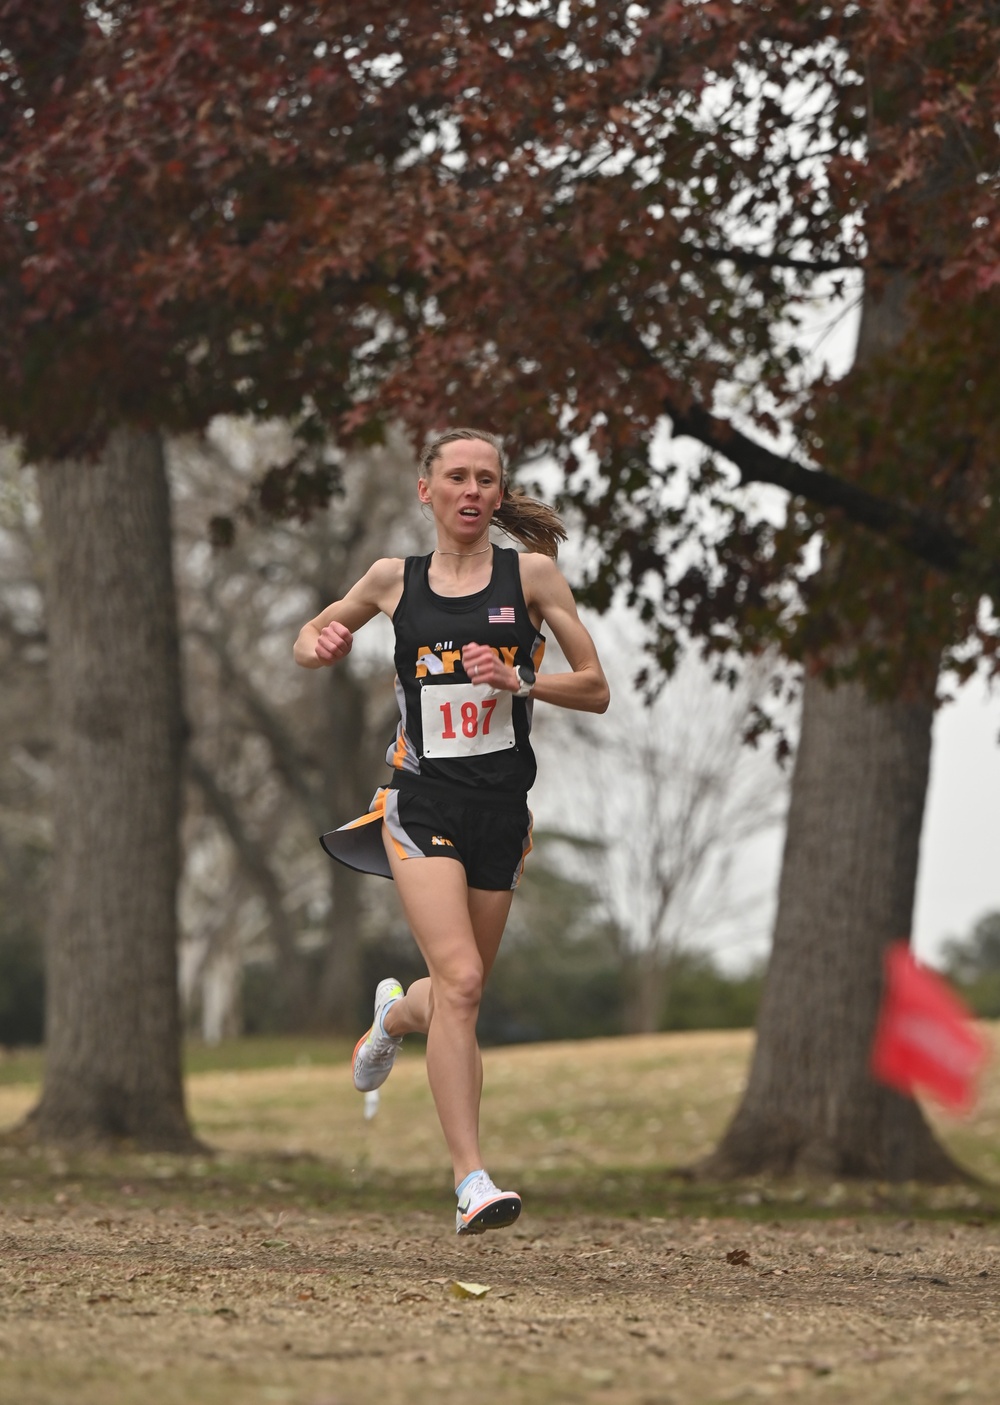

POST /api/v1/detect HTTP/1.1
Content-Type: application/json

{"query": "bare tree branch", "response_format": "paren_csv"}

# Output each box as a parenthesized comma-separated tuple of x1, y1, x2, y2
(188, 623, 329, 834)
(695, 244, 860, 274)
(663, 397, 995, 586)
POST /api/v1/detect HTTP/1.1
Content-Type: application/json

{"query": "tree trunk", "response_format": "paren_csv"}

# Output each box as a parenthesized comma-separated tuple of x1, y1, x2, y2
(313, 664, 372, 1033)
(701, 668, 962, 1181)
(701, 147, 968, 1186)
(30, 428, 197, 1149)
(315, 862, 364, 1033)
(622, 947, 667, 1035)
(186, 752, 313, 1029)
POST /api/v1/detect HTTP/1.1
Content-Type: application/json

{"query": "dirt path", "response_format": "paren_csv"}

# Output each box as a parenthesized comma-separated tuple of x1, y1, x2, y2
(2, 1203, 998, 1405)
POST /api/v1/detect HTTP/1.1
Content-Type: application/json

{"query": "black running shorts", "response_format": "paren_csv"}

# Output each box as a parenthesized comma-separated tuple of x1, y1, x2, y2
(321, 776, 533, 892)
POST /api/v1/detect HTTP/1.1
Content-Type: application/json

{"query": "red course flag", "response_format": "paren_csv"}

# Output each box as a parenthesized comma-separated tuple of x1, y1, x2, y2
(871, 942, 990, 1113)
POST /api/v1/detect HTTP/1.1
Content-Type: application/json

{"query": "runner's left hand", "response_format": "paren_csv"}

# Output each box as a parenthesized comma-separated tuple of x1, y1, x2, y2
(461, 642, 518, 692)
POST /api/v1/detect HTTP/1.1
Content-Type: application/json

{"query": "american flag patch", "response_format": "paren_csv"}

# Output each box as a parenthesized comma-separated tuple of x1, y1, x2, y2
(488, 606, 515, 624)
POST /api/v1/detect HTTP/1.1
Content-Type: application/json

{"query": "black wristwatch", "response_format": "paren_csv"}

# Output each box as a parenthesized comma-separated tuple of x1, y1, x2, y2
(513, 665, 534, 699)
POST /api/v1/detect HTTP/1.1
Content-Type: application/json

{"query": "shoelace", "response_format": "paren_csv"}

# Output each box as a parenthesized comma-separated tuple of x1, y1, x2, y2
(365, 1033, 398, 1065)
(460, 1173, 496, 1208)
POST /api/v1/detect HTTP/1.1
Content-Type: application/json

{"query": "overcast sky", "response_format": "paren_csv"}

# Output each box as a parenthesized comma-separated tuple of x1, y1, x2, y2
(913, 680, 1000, 961)
(716, 678, 1000, 971)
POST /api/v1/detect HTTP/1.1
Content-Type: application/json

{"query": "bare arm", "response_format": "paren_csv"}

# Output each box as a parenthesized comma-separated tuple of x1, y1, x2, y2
(461, 554, 610, 713)
(293, 558, 404, 669)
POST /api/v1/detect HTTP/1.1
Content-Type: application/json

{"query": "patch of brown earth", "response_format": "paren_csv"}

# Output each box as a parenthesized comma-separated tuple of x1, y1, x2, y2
(1, 1204, 998, 1405)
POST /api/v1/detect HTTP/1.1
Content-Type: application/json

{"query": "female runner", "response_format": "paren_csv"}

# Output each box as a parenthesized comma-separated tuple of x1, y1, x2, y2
(293, 428, 609, 1234)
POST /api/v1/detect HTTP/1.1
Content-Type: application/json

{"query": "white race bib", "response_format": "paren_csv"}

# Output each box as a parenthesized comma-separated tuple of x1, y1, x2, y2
(420, 682, 515, 759)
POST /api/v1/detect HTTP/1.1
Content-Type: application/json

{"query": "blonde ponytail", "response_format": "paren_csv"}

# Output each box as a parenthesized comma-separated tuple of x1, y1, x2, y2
(491, 484, 566, 558)
(419, 427, 566, 559)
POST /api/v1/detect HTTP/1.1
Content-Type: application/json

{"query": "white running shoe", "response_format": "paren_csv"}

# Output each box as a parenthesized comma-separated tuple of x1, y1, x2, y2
(455, 1171, 522, 1236)
(352, 978, 403, 1093)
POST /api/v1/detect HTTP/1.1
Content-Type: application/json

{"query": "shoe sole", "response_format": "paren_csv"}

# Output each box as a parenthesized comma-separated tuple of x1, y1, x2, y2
(352, 1029, 372, 1091)
(457, 1194, 522, 1235)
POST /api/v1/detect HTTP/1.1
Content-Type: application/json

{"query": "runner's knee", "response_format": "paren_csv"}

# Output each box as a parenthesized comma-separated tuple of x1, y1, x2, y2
(432, 960, 484, 1016)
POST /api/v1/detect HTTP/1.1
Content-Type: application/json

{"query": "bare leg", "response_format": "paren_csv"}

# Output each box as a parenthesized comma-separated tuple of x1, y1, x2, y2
(383, 976, 432, 1035)
(386, 888, 510, 1036)
(464, 885, 513, 1112)
(381, 834, 512, 1184)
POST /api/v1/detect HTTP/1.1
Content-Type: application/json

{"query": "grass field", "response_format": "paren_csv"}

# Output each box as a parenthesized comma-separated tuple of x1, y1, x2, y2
(1, 1029, 999, 1404)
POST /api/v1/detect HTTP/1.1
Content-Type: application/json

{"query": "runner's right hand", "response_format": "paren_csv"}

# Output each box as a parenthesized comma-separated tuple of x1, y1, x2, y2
(315, 620, 353, 665)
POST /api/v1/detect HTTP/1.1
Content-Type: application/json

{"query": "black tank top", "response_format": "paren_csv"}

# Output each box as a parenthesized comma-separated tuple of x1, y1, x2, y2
(386, 546, 546, 794)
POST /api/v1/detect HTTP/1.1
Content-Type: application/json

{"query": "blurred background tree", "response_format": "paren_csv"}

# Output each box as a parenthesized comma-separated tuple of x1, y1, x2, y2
(540, 641, 786, 1034)
(173, 424, 422, 1037)
(941, 912, 1000, 1020)
(0, 445, 47, 1047)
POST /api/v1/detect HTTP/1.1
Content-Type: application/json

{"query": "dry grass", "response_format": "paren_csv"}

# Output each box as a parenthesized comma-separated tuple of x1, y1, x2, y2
(3, 1027, 997, 1189)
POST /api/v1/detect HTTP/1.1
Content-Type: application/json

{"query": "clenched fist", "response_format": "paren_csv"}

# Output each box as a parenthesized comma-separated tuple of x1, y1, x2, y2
(315, 620, 353, 665)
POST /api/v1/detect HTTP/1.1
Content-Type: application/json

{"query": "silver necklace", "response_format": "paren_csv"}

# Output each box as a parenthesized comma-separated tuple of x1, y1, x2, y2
(434, 542, 492, 557)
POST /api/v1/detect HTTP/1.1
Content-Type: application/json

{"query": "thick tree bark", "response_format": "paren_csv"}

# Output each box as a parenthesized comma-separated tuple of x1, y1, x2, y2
(30, 428, 197, 1149)
(701, 668, 962, 1181)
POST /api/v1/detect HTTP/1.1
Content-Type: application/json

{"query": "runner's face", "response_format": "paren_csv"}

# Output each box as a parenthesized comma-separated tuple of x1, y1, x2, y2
(419, 440, 503, 539)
